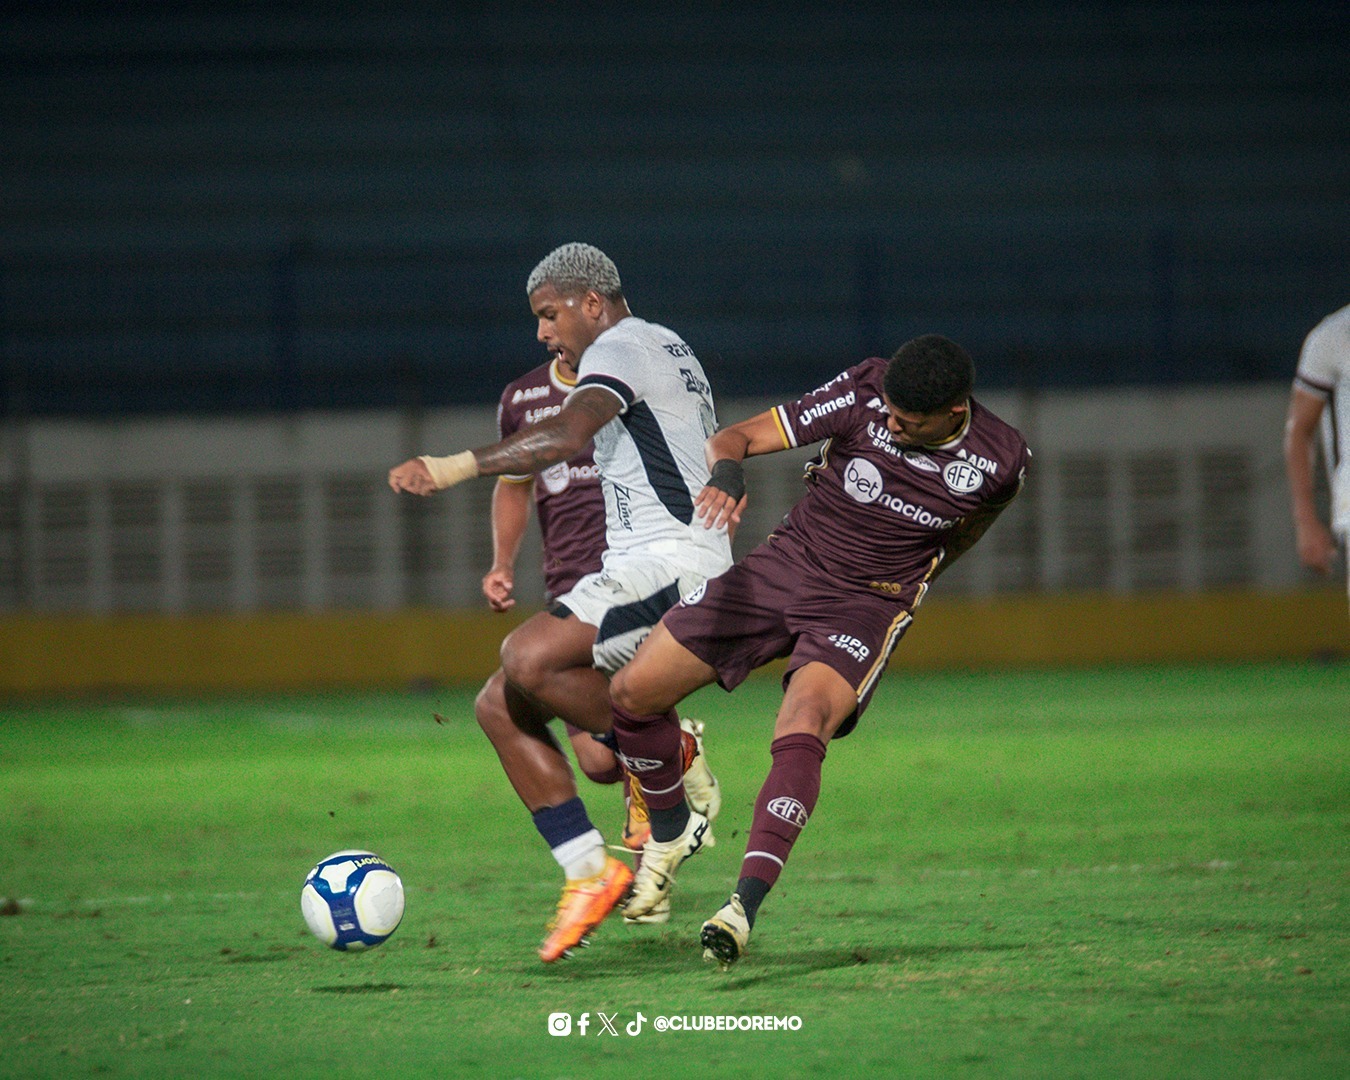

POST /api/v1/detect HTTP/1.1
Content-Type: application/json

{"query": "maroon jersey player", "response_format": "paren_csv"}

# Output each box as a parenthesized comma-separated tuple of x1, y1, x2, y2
(606, 334, 1031, 965)
(491, 356, 606, 606)
(474, 357, 621, 798)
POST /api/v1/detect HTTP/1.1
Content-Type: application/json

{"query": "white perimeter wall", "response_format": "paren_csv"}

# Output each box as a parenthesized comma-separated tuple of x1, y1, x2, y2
(0, 382, 1318, 614)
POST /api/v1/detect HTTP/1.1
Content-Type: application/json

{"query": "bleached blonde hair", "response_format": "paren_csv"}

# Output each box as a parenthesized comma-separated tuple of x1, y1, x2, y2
(526, 243, 623, 299)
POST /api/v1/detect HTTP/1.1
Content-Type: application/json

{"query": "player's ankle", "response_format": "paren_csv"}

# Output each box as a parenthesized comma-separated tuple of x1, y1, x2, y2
(649, 800, 691, 842)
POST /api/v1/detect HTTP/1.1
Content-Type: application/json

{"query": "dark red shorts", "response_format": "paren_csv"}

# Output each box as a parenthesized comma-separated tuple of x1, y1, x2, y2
(661, 536, 914, 736)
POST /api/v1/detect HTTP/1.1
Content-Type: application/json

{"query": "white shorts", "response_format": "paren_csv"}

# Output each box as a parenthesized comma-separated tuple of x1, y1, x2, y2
(557, 545, 731, 675)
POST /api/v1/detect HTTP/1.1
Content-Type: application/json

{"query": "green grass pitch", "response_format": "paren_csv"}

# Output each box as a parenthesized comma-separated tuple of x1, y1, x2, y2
(2, 662, 1347, 1078)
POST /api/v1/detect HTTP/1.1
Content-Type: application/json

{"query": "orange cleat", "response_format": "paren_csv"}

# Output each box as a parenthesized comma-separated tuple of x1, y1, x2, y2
(538, 856, 634, 963)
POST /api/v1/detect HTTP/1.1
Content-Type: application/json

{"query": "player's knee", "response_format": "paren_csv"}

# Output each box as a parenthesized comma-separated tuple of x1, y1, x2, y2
(609, 663, 664, 717)
(474, 671, 509, 734)
(498, 629, 543, 693)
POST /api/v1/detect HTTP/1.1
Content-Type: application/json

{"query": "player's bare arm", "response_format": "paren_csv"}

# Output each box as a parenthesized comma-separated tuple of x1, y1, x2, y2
(1283, 385, 1336, 574)
(484, 477, 534, 612)
(389, 387, 620, 496)
(694, 409, 787, 529)
(476, 387, 619, 476)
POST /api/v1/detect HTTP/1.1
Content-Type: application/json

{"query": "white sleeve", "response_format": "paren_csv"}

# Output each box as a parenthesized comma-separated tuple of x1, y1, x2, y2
(1295, 316, 1348, 398)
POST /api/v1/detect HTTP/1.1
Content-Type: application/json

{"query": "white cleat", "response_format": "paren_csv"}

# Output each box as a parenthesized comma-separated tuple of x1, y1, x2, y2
(701, 893, 751, 969)
(622, 895, 670, 925)
(623, 810, 711, 922)
(679, 718, 722, 836)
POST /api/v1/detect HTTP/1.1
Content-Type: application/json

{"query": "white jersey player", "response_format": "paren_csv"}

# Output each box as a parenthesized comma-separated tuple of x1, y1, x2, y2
(388, 243, 730, 963)
(1285, 301, 1350, 602)
(570, 314, 731, 667)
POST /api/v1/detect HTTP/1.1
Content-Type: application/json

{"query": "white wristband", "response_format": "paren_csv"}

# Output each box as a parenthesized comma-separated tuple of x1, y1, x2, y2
(419, 451, 479, 490)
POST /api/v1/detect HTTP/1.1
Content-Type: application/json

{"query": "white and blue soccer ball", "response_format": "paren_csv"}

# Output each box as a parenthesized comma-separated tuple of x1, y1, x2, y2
(301, 850, 405, 951)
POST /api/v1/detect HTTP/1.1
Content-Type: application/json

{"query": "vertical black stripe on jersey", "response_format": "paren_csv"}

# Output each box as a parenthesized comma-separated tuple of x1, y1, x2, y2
(620, 401, 697, 524)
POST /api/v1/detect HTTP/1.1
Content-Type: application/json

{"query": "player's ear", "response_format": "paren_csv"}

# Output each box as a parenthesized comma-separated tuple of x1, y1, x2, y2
(581, 290, 606, 318)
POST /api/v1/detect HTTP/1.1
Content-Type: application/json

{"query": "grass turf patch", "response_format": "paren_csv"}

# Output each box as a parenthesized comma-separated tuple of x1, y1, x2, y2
(1, 661, 1346, 1078)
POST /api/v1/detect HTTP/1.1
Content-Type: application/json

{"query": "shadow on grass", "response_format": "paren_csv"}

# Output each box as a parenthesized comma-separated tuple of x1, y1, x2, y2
(536, 933, 1029, 985)
(311, 983, 407, 994)
(708, 941, 1031, 990)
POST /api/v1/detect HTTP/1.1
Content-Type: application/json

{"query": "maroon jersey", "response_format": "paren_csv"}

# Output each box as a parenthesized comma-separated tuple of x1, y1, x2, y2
(768, 357, 1030, 604)
(497, 358, 606, 598)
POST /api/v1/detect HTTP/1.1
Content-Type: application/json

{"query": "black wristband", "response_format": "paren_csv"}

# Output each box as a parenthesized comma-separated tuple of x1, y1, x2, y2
(708, 458, 746, 502)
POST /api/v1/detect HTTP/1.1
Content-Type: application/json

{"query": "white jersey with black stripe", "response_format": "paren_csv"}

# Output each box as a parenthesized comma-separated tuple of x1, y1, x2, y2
(572, 316, 732, 564)
(1294, 302, 1350, 535)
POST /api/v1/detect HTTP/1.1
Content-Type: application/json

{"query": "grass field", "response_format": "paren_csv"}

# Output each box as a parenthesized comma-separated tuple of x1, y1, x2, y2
(2, 662, 1347, 1079)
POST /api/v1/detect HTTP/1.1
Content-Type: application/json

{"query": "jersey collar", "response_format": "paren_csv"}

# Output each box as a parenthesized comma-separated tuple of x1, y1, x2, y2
(922, 400, 973, 450)
(549, 356, 579, 392)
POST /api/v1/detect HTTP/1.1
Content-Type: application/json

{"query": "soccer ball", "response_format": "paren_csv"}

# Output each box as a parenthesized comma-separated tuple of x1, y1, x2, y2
(301, 850, 405, 951)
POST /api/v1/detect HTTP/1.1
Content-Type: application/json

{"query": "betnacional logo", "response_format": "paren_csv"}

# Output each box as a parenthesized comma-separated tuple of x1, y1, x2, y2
(843, 458, 956, 528)
(843, 457, 884, 503)
(540, 462, 570, 495)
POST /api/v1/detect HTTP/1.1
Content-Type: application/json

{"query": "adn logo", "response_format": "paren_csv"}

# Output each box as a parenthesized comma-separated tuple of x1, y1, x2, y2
(767, 797, 809, 828)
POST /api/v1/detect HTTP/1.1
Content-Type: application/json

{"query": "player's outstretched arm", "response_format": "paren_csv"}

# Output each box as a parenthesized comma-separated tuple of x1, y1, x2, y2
(695, 409, 790, 529)
(389, 387, 621, 496)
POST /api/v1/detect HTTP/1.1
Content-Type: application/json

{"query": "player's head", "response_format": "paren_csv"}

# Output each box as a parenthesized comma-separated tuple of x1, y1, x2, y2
(526, 243, 630, 370)
(881, 335, 974, 446)
(884, 335, 974, 412)
(526, 243, 624, 303)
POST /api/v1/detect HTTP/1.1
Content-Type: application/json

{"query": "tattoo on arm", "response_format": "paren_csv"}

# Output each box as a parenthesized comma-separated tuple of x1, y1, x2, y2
(473, 387, 620, 476)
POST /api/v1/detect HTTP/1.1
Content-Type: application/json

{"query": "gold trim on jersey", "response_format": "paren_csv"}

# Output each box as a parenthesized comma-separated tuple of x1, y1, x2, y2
(804, 437, 833, 481)
(771, 405, 795, 449)
(550, 356, 579, 390)
(922, 399, 973, 449)
(856, 610, 912, 703)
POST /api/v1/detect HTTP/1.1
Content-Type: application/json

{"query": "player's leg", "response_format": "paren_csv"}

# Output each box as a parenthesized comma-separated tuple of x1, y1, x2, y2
(610, 622, 721, 918)
(474, 667, 576, 810)
(500, 608, 612, 734)
(490, 618, 632, 961)
(565, 724, 623, 785)
(702, 661, 856, 967)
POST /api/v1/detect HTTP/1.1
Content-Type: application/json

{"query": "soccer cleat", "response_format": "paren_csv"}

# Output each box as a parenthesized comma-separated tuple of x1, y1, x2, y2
(700, 893, 751, 969)
(679, 718, 722, 827)
(623, 809, 711, 922)
(621, 894, 669, 925)
(538, 856, 634, 963)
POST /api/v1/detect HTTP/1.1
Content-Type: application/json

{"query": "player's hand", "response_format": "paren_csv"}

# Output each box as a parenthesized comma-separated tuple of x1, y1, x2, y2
(388, 458, 438, 495)
(1295, 519, 1337, 575)
(694, 485, 746, 532)
(482, 567, 516, 612)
